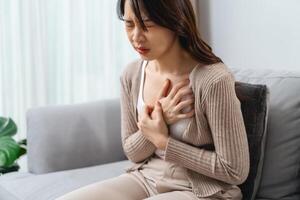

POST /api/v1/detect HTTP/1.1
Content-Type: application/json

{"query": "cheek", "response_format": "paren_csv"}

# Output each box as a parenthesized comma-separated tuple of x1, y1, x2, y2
(125, 30, 133, 44)
(151, 31, 176, 51)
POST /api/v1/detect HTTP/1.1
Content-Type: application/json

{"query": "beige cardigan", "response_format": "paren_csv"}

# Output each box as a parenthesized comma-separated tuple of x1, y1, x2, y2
(119, 59, 250, 198)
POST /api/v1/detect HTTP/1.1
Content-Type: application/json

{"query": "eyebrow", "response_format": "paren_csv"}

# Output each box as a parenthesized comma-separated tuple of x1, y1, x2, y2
(122, 18, 151, 22)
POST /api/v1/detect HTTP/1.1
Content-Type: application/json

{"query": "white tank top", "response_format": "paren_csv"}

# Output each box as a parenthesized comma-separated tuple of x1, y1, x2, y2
(137, 60, 194, 159)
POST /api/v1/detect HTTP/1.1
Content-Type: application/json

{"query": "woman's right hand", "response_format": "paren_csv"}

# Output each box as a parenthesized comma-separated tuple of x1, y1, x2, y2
(157, 78, 195, 125)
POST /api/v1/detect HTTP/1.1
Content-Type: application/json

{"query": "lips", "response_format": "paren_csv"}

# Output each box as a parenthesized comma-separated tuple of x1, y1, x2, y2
(136, 47, 150, 54)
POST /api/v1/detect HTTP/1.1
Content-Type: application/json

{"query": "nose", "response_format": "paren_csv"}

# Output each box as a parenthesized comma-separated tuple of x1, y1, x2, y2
(132, 26, 145, 43)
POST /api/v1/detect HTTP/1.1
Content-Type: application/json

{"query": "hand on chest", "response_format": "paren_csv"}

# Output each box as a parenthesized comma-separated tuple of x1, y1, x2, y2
(142, 67, 195, 126)
(143, 70, 194, 110)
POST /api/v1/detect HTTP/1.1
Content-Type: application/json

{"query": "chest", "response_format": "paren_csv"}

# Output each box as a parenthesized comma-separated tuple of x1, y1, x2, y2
(143, 69, 190, 107)
(137, 66, 214, 147)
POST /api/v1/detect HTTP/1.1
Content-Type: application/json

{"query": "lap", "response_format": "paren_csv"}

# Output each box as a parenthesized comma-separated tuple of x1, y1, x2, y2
(55, 172, 242, 200)
(144, 191, 200, 200)
(55, 173, 149, 200)
(144, 185, 243, 200)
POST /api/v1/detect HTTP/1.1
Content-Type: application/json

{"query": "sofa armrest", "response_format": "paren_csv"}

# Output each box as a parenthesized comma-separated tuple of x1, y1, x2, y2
(26, 98, 126, 174)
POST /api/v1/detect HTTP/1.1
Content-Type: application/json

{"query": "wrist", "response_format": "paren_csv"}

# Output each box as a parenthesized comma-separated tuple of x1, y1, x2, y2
(156, 136, 169, 150)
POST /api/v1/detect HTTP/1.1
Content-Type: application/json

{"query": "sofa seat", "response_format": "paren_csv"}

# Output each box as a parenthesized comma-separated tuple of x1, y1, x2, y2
(0, 160, 131, 200)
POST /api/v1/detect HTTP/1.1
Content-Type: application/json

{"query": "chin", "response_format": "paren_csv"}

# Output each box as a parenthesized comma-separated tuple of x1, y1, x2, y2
(139, 55, 155, 61)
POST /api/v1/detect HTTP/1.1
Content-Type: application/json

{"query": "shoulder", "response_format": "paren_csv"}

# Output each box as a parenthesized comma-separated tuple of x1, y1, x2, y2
(191, 62, 237, 102)
(192, 62, 235, 89)
(120, 59, 143, 82)
(193, 62, 234, 83)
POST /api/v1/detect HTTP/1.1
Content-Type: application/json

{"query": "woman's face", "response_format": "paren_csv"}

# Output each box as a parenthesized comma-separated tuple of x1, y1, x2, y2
(123, 0, 177, 60)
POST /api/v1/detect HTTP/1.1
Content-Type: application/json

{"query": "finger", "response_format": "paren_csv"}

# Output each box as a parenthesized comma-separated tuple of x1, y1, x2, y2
(155, 101, 162, 111)
(142, 105, 152, 120)
(173, 98, 194, 113)
(148, 105, 154, 114)
(172, 87, 193, 105)
(153, 101, 163, 119)
(157, 79, 171, 99)
(168, 79, 190, 99)
(177, 109, 195, 119)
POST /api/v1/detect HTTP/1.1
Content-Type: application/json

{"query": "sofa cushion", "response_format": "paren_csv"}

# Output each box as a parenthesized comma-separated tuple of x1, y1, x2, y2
(234, 82, 269, 200)
(0, 160, 131, 200)
(26, 99, 126, 174)
(232, 67, 300, 200)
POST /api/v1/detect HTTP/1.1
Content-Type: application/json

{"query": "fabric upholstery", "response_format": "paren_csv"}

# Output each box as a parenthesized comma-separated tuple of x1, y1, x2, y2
(232, 67, 300, 200)
(26, 99, 126, 174)
(0, 160, 131, 200)
(234, 82, 269, 200)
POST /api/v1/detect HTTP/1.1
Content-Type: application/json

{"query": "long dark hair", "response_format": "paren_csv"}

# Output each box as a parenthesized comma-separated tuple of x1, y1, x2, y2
(117, 0, 223, 65)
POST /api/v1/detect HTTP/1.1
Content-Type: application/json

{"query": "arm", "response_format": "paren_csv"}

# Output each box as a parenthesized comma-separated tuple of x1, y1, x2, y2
(163, 74, 250, 185)
(120, 76, 156, 163)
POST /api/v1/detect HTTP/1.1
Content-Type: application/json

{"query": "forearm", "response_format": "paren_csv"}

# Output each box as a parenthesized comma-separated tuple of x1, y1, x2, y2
(164, 136, 249, 185)
(122, 130, 156, 163)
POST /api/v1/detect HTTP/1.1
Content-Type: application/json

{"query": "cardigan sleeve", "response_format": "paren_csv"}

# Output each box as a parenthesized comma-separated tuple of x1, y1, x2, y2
(163, 73, 250, 185)
(120, 75, 156, 163)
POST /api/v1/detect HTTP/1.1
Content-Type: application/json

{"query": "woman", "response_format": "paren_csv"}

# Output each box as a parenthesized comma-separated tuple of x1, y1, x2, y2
(56, 0, 250, 199)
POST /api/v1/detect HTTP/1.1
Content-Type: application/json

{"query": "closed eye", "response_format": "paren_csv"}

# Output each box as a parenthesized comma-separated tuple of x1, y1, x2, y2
(125, 21, 134, 28)
(123, 18, 156, 29)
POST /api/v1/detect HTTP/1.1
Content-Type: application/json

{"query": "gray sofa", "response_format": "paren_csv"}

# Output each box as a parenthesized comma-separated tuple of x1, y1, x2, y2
(0, 66, 299, 200)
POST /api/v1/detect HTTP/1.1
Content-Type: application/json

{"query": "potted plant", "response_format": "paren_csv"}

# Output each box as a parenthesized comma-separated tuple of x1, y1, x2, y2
(0, 117, 26, 174)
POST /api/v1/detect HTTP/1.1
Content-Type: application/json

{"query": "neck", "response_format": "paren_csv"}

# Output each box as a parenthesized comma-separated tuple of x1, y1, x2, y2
(150, 40, 199, 76)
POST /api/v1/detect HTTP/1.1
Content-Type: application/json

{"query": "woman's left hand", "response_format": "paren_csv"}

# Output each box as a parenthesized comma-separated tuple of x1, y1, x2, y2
(137, 101, 169, 150)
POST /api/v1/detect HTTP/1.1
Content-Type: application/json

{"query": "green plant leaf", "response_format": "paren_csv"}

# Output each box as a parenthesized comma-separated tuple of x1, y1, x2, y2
(0, 163, 20, 174)
(19, 146, 27, 157)
(0, 117, 18, 138)
(0, 136, 21, 167)
(18, 139, 27, 146)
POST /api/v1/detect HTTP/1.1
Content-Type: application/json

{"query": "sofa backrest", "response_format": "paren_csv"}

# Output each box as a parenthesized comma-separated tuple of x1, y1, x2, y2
(231, 67, 300, 200)
(27, 99, 126, 174)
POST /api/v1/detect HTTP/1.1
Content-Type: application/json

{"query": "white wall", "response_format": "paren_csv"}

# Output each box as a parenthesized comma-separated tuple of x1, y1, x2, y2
(196, 0, 300, 70)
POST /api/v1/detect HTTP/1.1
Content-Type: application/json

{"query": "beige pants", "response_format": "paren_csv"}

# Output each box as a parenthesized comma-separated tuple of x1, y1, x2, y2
(55, 155, 242, 200)
(55, 172, 242, 200)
